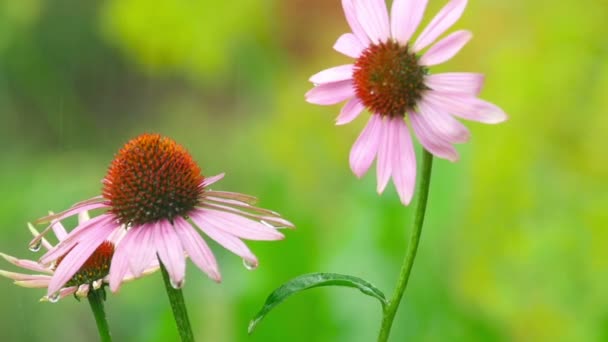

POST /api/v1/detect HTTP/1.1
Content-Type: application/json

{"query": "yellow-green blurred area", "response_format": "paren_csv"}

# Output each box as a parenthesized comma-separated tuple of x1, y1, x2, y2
(0, 0, 606, 340)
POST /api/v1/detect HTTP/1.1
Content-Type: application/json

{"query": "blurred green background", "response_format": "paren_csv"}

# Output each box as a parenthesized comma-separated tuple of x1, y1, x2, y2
(0, 0, 607, 341)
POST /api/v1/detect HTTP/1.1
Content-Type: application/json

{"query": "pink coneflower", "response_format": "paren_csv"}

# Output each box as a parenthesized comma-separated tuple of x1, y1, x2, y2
(0, 212, 156, 302)
(306, 0, 507, 205)
(30, 134, 293, 297)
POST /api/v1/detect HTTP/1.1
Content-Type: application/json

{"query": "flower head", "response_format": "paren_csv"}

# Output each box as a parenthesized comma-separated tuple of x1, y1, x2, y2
(30, 134, 293, 296)
(306, 0, 507, 205)
(0, 213, 156, 302)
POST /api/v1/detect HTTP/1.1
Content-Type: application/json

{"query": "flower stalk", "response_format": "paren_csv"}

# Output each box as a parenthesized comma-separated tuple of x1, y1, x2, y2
(87, 288, 112, 342)
(160, 260, 195, 342)
(377, 149, 433, 342)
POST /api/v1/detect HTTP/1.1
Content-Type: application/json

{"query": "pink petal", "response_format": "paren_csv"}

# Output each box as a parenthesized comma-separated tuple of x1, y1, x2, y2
(305, 81, 354, 105)
(47, 223, 114, 295)
(50, 221, 68, 241)
(420, 30, 472, 66)
(192, 218, 258, 267)
(202, 173, 225, 188)
(128, 224, 157, 278)
(425, 92, 508, 124)
(0, 253, 51, 273)
(173, 217, 221, 282)
(341, 0, 371, 45)
(336, 98, 365, 125)
(349, 114, 382, 178)
(353, 0, 391, 43)
(200, 203, 293, 229)
(310, 65, 353, 85)
(334, 33, 365, 58)
(109, 228, 140, 292)
(391, 0, 428, 44)
(410, 110, 460, 161)
(418, 99, 470, 143)
(14, 279, 52, 288)
(0, 270, 50, 282)
(425, 72, 484, 95)
(414, 0, 468, 52)
(193, 209, 284, 241)
(155, 220, 186, 288)
(376, 117, 393, 193)
(391, 118, 417, 205)
(35, 201, 109, 224)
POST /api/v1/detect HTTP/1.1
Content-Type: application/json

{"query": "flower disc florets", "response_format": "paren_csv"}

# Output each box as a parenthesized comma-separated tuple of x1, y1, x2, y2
(56, 242, 114, 287)
(353, 40, 427, 117)
(102, 134, 204, 225)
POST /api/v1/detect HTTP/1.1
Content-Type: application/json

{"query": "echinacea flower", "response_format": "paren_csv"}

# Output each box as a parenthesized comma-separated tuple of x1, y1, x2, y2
(30, 134, 293, 297)
(306, 0, 507, 205)
(0, 212, 156, 302)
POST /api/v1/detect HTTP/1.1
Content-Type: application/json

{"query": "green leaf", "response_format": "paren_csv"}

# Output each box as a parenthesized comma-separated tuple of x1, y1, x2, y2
(248, 273, 387, 334)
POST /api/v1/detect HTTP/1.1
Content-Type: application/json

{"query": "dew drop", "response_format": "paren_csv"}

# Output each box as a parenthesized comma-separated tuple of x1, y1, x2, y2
(48, 292, 61, 303)
(243, 259, 258, 271)
(28, 240, 42, 252)
(170, 278, 185, 289)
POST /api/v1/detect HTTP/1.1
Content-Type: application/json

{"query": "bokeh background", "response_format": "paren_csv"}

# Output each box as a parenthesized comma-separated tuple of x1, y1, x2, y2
(1, 0, 607, 341)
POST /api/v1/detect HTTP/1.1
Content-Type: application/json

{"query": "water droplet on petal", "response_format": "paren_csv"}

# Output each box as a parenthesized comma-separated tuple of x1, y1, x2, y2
(170, 278, 185, 289)
(243, 259, 258, 271)
(48, 292, 61, 303)
(29, 240, 42, 252)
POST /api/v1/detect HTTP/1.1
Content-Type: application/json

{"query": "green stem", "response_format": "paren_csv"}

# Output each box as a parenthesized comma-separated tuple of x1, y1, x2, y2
(87, 288, 112, 342)
(160, 260, 195, 342)
(377, 149, 434, 342)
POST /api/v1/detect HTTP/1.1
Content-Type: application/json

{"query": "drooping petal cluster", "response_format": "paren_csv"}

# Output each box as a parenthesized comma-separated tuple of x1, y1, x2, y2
(306, 0, 507, 205)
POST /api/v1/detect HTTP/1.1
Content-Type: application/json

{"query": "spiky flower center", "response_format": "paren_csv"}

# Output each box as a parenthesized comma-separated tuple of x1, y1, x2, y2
(56, 242, 114, 287)
(353, 40, 427, 117)
(102, 134, 204, 226)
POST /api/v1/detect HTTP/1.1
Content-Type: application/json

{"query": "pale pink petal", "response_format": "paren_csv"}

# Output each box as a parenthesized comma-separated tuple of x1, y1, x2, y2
(305, 81, 355, 105)
(40, 286, 78, 301)
(391, 0, 428, 44)
(333, 33, 365, 58)
(201, 191, 258, 205)
(0, 253, 51, 273)
(0, 270, 50, 282)
(47, 223, 114, 295)
(200, 202, 293, 229)
(173, 217, 221, 282)
(418, 99, 470, 143)
(414, 0, 468, 52)
(78, 211, 91, 224)
(342, 0, 371, 45)
(109, 227, 141, 292)
(155, 220, 186, 288)
(192, 209, 284, 241)
(310, 65, 354, 85)
(420, 30, 472, 66)
(40, 214, 116, 265)
(353, 0, 390, 43)
(391, 118, 417, 205)
(410, 110, 459, 161)
(349, 114, 383, 178)
(425, 92, 508, 124)
(336, 98, 365, 125)
(51, 221, 68, 241)
(128, 224, 157, 278)
(35, 201, 109, 224)
(14, 279, 52, 288)
(202, 173, 225, 188)
(376, 117, 393, 193)
(425, 72, 484, 95)
(192, 218, 258, 267)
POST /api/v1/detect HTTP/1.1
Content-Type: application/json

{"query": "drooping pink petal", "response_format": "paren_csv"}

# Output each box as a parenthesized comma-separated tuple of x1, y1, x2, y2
(202, 191, 258, 205)
(391, 118, 417, 205)
(35, 201, 109, 224)
(193, 209, 284, 241)
(425, 92, 508, 124)
(418, 99, 470, 143)
(420, 30, 472, 66)
(47, 223, 115, 295)
(0, 253, 51, 273)
(40, 214, 116, 265)
(47, 219, 68, 241)
(109, 227, 140, 292)
(425, 72, 484, 95)
(128, 224, 158, 278)
(333, 33, 365, 58)
(376, 117, 393, 193)
(0, 270, 50, 282)
(200, 202, 293, 229)
(310, 64, 354, 85)
(305, 80, 354, 105)
(337, 98, 365, 125)
(414, 0, 468, 52)
(410, 110, 459, 161)
(341, 0, 371, 45)
(349, 114, 383, 178)
(155, 220, 186, 288)
(191, 217, 258, 267)
(173, 217, 221, 282)
(202, 173, 225, 188)
(352, 0, 391, 44)
(391, 0, 428, 44)
(14, 279, 52, 288)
